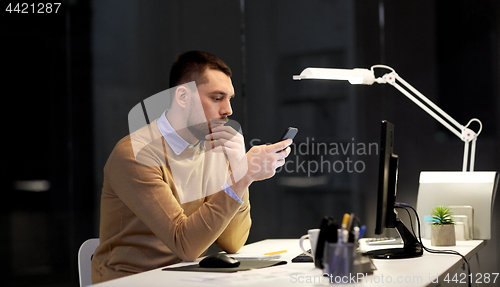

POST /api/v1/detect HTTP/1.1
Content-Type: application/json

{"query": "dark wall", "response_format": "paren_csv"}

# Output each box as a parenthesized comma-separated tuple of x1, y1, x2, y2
(1, 1, 93, 286)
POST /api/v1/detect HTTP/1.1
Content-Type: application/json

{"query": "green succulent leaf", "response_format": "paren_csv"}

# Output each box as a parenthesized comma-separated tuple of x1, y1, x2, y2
(431, 205, 455, 225)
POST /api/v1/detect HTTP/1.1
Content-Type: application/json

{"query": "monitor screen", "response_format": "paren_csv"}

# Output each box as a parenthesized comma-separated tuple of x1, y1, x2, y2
(375, 120, 398, 235)
(365, 120, 423, 259)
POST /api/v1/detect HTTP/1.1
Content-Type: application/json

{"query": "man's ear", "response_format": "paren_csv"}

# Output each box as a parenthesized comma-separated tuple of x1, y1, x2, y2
(174, 86, 189, 108)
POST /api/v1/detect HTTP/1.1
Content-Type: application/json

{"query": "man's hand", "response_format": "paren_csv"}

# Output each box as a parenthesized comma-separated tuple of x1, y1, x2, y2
(206, 125, 292, 196)
(229, 139, 293, 188)
(205, 125, 246, 169)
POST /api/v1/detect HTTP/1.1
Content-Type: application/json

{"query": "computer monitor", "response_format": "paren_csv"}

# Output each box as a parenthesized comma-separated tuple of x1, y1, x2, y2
(374, 120, 398, 235)
(365, 120, 423, 259)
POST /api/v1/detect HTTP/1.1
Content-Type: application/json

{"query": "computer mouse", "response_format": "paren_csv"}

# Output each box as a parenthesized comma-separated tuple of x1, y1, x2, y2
(199, 254, 241, 268)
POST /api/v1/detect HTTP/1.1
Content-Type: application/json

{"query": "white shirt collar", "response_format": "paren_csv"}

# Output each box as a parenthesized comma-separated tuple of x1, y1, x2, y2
(157, 111, 205, 155)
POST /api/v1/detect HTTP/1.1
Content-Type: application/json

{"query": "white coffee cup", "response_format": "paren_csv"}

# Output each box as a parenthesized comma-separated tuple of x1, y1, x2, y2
(299, 229, 320, 258)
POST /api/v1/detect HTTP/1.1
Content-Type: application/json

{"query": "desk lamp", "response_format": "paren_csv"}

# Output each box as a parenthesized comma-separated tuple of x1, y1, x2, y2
(293, 65, 482, 172)
(293, 65, 498, 240)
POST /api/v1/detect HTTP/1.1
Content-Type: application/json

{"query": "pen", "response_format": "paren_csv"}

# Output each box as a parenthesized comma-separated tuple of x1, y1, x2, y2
(353, 226, 360, 242)
(358, 225, 367, 239)
(346, 213, 355, 232)
(265, 250, 287, 255)
(341, 213, 350, 243)
(347, 213, 356, 242)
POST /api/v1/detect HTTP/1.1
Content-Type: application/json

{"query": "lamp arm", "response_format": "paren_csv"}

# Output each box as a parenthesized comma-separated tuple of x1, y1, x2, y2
(391, 78, 464, 139)
(469, 138, 477, 172)
(374, 67, 482, 172)
(396, 75, 465, 132)
(377, 70, 484, 140)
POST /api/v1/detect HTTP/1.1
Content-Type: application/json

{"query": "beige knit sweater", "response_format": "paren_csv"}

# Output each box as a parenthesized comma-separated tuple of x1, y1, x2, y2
(91, 120, 251, 283)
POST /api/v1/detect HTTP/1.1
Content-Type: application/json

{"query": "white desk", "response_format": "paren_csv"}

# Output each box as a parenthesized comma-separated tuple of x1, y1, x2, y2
(91, 239, 484, 287)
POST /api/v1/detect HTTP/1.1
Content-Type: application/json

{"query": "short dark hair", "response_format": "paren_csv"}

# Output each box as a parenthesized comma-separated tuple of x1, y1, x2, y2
(169, 51, 232, 88)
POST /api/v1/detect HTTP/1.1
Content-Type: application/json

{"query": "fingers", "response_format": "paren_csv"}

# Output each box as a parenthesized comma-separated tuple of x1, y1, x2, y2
(206, 126, 244, 154)
(249, 144, 291, 164)
(209, 142, 241, 155)
(275, 147, 291, 165)
(206, 135, 243, 151)
(213, 125, 238, 135)
(268, 139, 293, 153)
(205, 126, 239, 141)
(208, 138, 230, 149)
(240, 143, 293, 183)
(275, 146, 291, 159)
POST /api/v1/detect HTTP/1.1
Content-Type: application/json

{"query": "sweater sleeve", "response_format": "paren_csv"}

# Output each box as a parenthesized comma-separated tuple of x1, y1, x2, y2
(215, 187, 251, 253)
(106, 137, 246, 261)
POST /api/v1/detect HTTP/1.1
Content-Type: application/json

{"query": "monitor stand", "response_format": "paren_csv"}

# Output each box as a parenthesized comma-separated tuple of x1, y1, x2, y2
(364, 220, 423, 259)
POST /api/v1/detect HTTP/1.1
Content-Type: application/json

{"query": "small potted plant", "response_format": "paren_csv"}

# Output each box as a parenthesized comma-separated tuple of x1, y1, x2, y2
(430, 205, 456, 246)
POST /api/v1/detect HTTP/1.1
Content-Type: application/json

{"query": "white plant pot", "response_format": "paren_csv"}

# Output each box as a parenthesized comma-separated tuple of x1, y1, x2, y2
(431, 224, 456, 246)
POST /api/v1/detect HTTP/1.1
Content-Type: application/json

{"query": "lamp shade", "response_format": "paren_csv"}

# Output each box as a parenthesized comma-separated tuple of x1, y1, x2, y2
(293, 68, 375, 85)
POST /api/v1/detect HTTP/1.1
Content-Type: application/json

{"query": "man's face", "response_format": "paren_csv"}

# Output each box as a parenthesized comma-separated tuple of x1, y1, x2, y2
(187, 69, 234, 139)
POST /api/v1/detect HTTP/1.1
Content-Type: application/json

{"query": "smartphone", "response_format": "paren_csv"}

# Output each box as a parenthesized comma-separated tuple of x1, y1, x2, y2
(277, 127, 298, 153)
(279, 127, 298, 141)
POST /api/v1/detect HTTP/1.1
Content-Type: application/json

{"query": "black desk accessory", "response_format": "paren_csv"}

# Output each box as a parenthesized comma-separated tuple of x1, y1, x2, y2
(163, 260, 287, 273)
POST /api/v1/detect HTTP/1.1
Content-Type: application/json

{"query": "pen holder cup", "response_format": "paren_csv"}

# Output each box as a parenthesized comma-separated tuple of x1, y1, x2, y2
(323, 243, 361, 284)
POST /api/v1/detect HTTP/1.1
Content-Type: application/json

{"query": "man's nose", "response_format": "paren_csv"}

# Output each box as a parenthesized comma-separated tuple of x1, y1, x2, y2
(220, 98, 233, 117)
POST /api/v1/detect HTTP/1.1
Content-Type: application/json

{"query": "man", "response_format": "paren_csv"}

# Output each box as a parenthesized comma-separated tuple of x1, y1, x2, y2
(91, 51, 292, 283)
